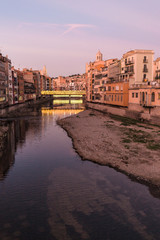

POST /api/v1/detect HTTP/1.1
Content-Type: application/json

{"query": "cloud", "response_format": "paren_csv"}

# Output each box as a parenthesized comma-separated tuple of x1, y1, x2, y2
(17, 22, 95, 36)
(61, 24, 95, 36)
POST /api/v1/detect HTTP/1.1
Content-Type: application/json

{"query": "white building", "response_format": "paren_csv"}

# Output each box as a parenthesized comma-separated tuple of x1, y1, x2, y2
(120, 50, 154, 86)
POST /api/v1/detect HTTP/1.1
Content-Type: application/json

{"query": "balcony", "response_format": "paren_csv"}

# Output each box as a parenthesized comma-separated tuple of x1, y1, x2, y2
(125, 60, 134, 65)
(95, 74, 102, 80)
(143, 59, 148, 63)
(140, 101, 154, 108)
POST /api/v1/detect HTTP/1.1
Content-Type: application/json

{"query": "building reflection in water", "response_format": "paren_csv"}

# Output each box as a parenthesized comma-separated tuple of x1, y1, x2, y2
(0, 120, 29, 180)
(0, 101, 85, 181)
(42, 98, 85, 118)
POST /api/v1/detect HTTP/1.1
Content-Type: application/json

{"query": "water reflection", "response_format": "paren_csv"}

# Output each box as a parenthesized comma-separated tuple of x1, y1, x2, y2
(53, 99, 83, 105)
(0, 120, 29, 180)
(47, 167, 155, 240)
(42, 109, 84, 117)
(0, 103, 160, 240)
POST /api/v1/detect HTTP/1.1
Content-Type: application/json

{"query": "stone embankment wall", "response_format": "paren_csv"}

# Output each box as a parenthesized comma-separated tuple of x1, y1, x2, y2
(86, 102, 160, 125)
(0, 96, 53, 118)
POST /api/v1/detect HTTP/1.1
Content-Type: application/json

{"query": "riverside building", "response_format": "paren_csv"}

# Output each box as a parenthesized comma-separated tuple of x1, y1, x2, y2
(11, 67, 19, 104)
(120, 49, 154, 86)
(0, 53, 13, 106)
(86, 50, 155, 108)
(52, 74, 86, 91)
(86, 50, 117, 102)
(0, 53, 7, 106)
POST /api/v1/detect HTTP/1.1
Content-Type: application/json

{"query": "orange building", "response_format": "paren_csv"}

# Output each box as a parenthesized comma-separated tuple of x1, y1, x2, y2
(86, 51, 106, 101)
(86, 51, 127, 105)
(23, 69, 36, 100)
(94, 81, 129, 107)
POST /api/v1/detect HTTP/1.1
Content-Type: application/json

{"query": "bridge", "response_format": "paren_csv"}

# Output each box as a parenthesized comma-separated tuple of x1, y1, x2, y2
(41, 90, 86, 97)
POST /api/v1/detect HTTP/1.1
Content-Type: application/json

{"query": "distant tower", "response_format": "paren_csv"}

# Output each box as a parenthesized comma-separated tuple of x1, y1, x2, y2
(96, 50, 103, 62)
(41, 65, 47, 76)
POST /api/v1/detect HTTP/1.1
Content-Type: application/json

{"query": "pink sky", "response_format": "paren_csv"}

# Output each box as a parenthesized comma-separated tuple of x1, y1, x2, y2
(1, 0, 160, 77)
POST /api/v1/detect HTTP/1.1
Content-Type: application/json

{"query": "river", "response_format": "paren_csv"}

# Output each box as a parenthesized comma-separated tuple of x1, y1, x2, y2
(0, 101, 160, 240)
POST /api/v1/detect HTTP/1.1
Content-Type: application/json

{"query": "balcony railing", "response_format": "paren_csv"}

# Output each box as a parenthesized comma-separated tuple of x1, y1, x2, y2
(143, 59, 148, 63)
(95, 74, 102, 80)
(125, 60, 134, 65)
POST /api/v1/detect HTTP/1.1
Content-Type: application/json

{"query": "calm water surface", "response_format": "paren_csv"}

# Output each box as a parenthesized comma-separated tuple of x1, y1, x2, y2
(0, 102, 160, 240)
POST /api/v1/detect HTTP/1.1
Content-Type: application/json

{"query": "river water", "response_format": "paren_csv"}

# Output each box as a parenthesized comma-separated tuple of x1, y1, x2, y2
(0, 101, 160, 240)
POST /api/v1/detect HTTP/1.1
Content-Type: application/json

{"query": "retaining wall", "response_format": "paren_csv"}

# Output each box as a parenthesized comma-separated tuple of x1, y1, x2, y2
(0, 97, 53, 117)
(86, 102, 160, 125)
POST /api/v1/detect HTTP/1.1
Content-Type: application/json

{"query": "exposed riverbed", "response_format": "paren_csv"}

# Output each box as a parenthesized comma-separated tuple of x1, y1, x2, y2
(0, 103, 160, 240)
(58, 109, 160, 187)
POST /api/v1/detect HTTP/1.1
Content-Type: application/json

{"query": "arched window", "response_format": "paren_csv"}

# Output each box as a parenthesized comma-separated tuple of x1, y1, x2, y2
(151, 92, 155, 102)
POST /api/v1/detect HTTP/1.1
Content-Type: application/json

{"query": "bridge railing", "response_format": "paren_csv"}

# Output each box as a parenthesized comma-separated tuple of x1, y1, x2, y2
(41, 90, 86, 95)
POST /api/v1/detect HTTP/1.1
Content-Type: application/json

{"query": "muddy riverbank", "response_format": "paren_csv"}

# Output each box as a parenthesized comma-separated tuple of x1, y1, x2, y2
(58, 109, 160, 187)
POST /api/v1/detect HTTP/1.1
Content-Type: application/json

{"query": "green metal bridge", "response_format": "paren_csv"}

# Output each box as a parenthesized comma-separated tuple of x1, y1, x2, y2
(41, 90, 86, 97)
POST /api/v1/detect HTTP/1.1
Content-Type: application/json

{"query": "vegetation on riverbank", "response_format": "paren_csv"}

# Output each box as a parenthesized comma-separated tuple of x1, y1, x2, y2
(58, 109, 160, 187)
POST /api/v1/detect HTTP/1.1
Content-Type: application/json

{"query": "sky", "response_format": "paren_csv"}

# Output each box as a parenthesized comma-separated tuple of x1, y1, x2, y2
(1, 0, 160, 77)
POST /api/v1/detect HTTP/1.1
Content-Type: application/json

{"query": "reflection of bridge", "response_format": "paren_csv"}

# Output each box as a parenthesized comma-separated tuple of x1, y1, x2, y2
(41, 109, 84, 116)
(41, 90, 86, 97)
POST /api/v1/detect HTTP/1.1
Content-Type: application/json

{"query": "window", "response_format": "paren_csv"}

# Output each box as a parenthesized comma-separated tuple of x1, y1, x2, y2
(158, 93, 160, 100)
(132, 93, 134, 98)
(143, 65, 148, 73)
(143, 74, 146, 80)
(115, 85, 119, 91)
(115, 95, 116, 101)
(136, 93, 138, 98)
(130, 65, 134, 72)
(151, 92, 155, 102)
(143, 56, 147, 63)
(121, 95, 123, 102)
(118, 95, 119, 101)
(108, 86, 111, 91)
(112, 95, 113, 101)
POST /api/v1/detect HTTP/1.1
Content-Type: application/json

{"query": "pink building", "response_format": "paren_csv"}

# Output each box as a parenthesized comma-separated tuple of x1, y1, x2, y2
(129, 82, 160, 116)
